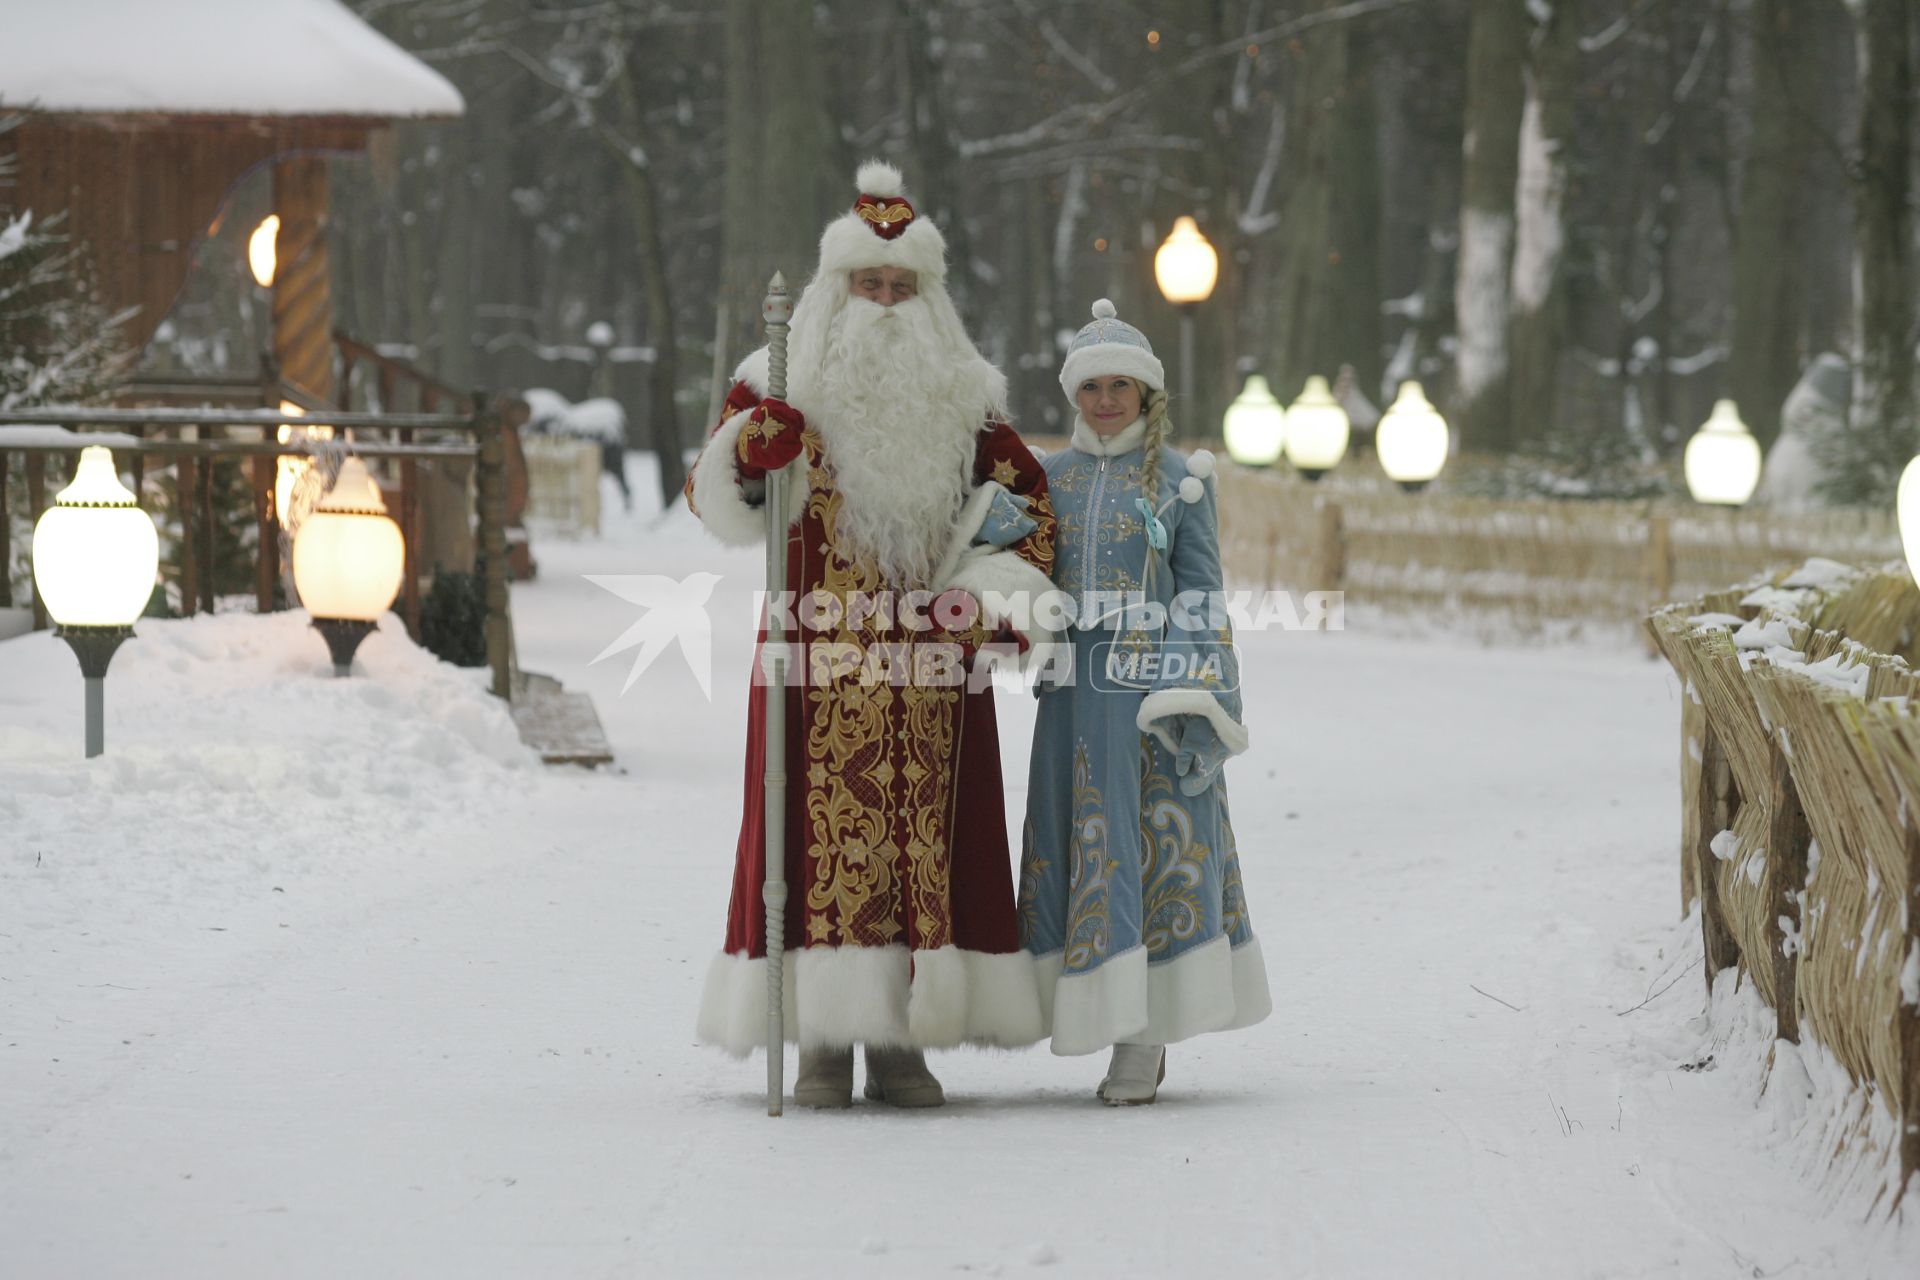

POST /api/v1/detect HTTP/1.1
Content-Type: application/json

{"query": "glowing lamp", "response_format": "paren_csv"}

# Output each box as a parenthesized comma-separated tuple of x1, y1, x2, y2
(249, 214, 279, 288)
(1283, 375, 1350, 480)
(274, 402, 335, 535)
(1899, 457, 1920, 592)
(1153, 216, 1218, 306)
(292, 457, 405, 676)
(1684, 399, 1762, 506)
(1377, 381, 1449, 493)
(1223, 376, 1286, 468)
(30, 446, 159, 756)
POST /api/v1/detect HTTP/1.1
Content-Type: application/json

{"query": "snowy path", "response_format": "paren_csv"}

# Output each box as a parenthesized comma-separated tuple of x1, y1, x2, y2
(4, 495, 1918, 1277)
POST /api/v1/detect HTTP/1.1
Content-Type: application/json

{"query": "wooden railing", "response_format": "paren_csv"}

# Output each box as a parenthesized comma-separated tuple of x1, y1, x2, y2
(0, 400, 515, 700)
(1648, 568, 1920, 1190)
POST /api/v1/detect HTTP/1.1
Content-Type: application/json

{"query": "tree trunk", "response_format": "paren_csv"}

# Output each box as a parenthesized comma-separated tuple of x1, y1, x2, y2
(1453, 0, 1528, 453)
(610, 33, 689, 509)
(1270, 5, 1350, 401)
(899, 0, 976, 329)
(1729, 0, 1813, 450)
(717, 0, 841, 366)
(1326, 19, 1385, 405)
(1507, 1, 1577, 451)
(1852, 0, 1915, 466)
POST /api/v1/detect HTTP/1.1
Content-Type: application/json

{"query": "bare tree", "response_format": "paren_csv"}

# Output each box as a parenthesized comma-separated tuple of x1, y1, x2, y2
(1453, 0, 1528, 451)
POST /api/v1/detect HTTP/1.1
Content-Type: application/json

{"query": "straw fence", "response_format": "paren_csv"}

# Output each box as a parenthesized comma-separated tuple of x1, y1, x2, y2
(1647, 566, 1920, 1192)
(521, 436, 602, 537)
(1210, 457, 1904, 638)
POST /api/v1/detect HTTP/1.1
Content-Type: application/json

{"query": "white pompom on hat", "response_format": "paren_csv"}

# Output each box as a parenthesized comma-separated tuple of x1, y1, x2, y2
(815, 158, 949, 285)
(1058, 298, 1167, 402)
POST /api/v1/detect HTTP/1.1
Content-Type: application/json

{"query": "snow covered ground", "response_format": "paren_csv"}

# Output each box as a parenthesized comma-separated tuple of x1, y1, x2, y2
(3, 459, 1917, 1278)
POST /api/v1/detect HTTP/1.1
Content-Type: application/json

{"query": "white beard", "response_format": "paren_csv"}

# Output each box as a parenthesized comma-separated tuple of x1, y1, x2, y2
(790, 297, 983, 588)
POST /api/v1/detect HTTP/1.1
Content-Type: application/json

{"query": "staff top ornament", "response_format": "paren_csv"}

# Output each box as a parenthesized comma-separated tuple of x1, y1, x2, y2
(816, 159, 949, 283)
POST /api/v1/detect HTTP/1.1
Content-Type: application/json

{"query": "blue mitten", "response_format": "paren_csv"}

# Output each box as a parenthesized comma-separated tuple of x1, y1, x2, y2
(1173, 717, 1230, 796)
(974, 488, 1038, 548)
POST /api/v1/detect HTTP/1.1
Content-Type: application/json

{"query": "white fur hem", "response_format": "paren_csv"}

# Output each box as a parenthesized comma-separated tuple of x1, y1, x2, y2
(688, 407, 804, 548)
(695, 944, 1044, 1057)
(1031, 934, 1271, 1057)
(1137, 688, 1250, 757)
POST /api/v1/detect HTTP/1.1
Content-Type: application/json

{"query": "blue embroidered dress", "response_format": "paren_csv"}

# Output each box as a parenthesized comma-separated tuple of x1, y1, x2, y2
(1019, 416, 1273, 1055)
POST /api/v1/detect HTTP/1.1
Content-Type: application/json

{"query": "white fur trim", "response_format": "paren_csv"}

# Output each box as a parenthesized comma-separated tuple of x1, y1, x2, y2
(817, 214, 947, 284)
(1069, 415, 1146, 456)
(1031, 935, 1272, 1057)
(687, 407, 804, 548)
(856, 159, 904, 197)
(1060, 343, 1166, 402)
(695, 944, 1044, 1057)
(937, 530, 1063, 676)
(1137, 688, 1250, 757)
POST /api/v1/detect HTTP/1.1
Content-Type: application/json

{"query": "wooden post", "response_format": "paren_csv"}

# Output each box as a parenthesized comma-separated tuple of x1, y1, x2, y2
(0, 451, 11, 610)
(1900, 819, 1920, 1195)
(474, 395, 512, 700)
(25, 451, 48, 630)
(1646, 509, 1674, 603)
(1761, 731, 1811, 1042)
(1693, 719, 1742, 983)
(1314, 498, 1346, 629)
(177, 451, 198, 617)
(270, 159, 335, 404)
(197, 452, 217, 614)
(252, 455, 277, 613)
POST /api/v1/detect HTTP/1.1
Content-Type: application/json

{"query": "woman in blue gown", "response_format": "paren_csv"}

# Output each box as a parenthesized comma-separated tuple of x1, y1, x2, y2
(1018, 299, 1272, 1104)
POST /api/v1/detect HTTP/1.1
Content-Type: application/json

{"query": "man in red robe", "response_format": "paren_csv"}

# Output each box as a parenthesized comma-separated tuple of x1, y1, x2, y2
(686, 161, 1058, 1108)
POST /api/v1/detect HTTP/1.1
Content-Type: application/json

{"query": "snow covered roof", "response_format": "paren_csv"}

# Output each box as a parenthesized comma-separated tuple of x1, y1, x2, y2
(0, 0, 464, 121)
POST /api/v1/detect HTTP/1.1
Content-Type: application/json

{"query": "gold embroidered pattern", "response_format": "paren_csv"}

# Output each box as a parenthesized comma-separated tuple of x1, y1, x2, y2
(1017, 814, 1049, 942)
(1063, 742, 1116, 972)
(857, 199, 915, 227)
(1139, 737, 1208, 959)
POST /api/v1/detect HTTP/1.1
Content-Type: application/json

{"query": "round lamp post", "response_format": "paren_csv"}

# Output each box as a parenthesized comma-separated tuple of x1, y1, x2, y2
(1899, 457, 1920, 592)
(31, 446, 160, 757)
(1684, 399, 1762, 506)
(1223, 375, 1287, 467)
(1283, 375, 1351, 481)
(292, 457, 405, 677)
(1377, 381, 1450, 493)
(1153, 215, 1218, 412)
(249, 215, 279, 288)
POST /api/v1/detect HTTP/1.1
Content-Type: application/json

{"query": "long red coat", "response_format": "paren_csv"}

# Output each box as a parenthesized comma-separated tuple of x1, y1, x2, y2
(687, 372, 1058, 1054)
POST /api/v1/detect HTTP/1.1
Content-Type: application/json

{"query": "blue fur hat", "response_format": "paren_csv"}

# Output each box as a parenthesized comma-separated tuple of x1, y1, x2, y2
(1058, 299, 1166, 402)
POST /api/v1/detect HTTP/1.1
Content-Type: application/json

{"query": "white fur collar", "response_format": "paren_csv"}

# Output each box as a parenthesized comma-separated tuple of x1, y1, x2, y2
(1070, 415, 1146, 456)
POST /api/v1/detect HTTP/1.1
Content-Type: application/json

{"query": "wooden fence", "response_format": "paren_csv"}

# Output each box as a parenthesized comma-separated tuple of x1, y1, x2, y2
(1212, 458, 1904, 638)
(520, 437, 603, 537)
(1647, 568, 1920, 1191)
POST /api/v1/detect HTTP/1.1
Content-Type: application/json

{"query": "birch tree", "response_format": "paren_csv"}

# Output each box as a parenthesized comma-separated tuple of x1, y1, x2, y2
(1453, 0, 1528, 452)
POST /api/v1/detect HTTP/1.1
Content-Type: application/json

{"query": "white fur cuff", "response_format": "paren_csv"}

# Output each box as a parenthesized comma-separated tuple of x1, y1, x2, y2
(1031, 935, 1272, 1057)
(688, 408, 802, 548)
(1137, 688, 1250, 757)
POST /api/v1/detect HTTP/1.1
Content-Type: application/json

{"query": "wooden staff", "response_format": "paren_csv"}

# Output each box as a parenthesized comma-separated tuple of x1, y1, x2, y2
(761, 271, 792, 1117)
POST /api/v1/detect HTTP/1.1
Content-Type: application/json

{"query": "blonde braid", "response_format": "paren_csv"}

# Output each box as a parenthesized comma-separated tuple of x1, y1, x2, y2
(1138, 384, 1172, 604)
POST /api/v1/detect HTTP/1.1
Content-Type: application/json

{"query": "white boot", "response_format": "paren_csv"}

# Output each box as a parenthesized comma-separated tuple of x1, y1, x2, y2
(794, 1046, 854, 1109)
(862, 1045, 946, 1108)
(1097, 1043, 1166, 1106)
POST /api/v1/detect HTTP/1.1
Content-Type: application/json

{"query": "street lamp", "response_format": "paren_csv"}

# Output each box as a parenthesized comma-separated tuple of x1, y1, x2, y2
(1283, 375, 1351, 481)
(31, 446, 160, 757)
(249, 214, 279, 288)
(1222, 375, 1286, 467)
(1153, 215, 1218, 412)
(1898, 457, 1920, 592)
(1684, 399, 1762, 506)
(1377, 381, 1449, 493)
(292, 457, 405, 677)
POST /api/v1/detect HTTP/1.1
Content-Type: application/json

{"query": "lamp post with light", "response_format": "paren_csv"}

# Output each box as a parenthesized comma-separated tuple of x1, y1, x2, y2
(1153, 216, 1218, 413)
(31, 446, 160, 758)
(1284, 375, 1351, 481)
(292, 457, 406, 676)
(1377, 381, 1450, 493)
(1683, 399, 1762, 506)
(1223, 376, 1287, 468)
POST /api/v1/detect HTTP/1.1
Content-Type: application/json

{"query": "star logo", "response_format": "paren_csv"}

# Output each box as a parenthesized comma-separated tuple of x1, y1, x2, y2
(584, 572, 722, 699)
